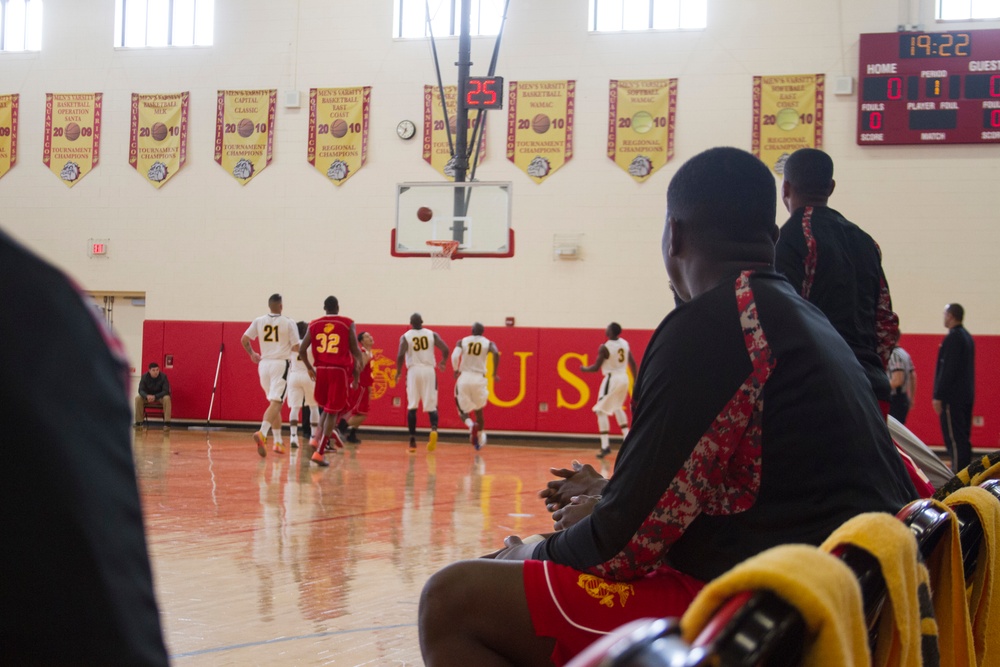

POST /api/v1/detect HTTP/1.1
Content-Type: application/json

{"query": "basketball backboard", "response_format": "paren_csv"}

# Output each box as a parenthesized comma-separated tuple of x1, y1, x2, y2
(392, 181, 514, 258)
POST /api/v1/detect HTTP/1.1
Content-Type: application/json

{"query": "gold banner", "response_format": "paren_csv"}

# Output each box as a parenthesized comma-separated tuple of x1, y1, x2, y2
(608, 79, 676, 182)
(0, 94, 17, 182)
(752, 74, 824, 175)
(308, 87, 370, 185)
(214, 90, 276, 185)
(43, 93, 102, 187)
(422, 85, 487, 179)
(129, 92, 188, 188)
(506, 80, 575, 184)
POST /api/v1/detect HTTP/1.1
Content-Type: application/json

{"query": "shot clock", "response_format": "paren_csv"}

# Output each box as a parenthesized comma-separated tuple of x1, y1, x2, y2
(460, 76, 504, 110)
(857, 29, 1000, 145)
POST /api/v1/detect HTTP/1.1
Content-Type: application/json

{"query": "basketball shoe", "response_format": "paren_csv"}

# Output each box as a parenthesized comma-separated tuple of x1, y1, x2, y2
(427, 431, 438, 452)
(311, 451, 329, 467)
(272, 442, 285, 455)
(253, 431, 267, 457)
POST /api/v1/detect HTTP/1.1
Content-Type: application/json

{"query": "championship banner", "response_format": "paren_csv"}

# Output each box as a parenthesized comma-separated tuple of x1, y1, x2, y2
(214, 90, 276, 185)
(129, 92, 189, 188)
(43, 93, 102, 187)
(506, 80, 575, 183)
(0, 94, 17, 182)
(608, 79, 676, 182)
(752, 74, 824, 175)
(308, 86, 370, 185)
(422, 85, 487, 179)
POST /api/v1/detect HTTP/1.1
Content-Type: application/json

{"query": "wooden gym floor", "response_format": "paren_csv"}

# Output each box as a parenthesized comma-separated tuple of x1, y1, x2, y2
(134, 427, 609, 665)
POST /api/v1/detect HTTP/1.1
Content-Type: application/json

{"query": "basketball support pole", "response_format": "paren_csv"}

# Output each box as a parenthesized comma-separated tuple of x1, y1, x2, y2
(189, 342, 226, 431)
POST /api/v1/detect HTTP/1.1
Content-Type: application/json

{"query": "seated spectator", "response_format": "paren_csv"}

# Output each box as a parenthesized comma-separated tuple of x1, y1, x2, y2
(135, 362, 171, 428)
(417, 147, 918, 667)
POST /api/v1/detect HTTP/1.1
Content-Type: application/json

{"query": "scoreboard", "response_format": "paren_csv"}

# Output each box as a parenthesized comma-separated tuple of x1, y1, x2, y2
(857, 29, 1000, 145)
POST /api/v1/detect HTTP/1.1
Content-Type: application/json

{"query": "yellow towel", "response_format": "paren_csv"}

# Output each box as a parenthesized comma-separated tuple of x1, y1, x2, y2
(924, 500, 976, 667)
(680, 544, 869, 667)
(820, 512, 938, 667)
(934, 450, 1000, 501)
(945, 486, 1000, 667)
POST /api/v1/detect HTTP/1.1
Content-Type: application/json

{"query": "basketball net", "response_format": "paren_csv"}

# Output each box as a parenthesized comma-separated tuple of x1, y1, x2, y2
(426, 240, 460, 270)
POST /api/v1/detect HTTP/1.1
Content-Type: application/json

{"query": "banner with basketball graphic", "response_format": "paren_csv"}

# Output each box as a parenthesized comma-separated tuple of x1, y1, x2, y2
(422, 85, 487, 179)
(608, 79, 676, 182)
(0, 94, 17, 182)
(129, 92, 188, 189)
(308, 86, 370, 185)
(752, 74, 824, 175)
(214, 89, 276, 185)
(506, 80, 575, 184)
(43, 93, 102, 187)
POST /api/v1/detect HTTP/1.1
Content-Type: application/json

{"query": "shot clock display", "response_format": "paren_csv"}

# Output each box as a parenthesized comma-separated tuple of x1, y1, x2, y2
(857, 29, 1000, 145)
(461, 76, 504, 110)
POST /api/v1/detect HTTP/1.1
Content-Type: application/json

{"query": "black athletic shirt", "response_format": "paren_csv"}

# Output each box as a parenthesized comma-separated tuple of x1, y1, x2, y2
(534, 270, 916, 583)
(0, 228, 169, 665)
(775, 205, 899, 402)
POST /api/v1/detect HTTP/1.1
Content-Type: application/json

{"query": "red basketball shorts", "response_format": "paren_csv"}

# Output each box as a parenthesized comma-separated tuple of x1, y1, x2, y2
(345, 384, 371, 417)
(313, 366, 350, 413)
(522, 560, 705, 667)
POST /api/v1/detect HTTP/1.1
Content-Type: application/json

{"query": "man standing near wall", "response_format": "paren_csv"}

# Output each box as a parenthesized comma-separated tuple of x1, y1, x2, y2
(242, 293, 300, 456)
(888, 344, 916, 424)
(933, 303, 975, 471)
(580, 322, 638, 459)
(396, 313, 450, 453)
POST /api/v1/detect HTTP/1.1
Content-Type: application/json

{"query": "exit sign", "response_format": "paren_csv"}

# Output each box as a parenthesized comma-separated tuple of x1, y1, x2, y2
(89, 238, 109, 257)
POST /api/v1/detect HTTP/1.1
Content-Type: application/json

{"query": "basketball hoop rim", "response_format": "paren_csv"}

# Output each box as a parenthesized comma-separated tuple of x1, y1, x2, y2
(426, 239, 461, 258)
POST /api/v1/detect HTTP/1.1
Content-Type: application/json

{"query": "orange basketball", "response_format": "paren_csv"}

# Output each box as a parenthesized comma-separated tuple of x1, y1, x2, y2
(65, 122, 81, 141)
(417, 206, 433, 222)
(331, 119, 348, 138)
(531, 113, 550, 134)
(151, 122, 168, 141)
(237, 118, 255, 138)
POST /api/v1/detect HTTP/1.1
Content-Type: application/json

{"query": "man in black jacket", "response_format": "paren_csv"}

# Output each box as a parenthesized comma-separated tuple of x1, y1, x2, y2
(135, 362, 172, 428)
(933, 303, 976, 471)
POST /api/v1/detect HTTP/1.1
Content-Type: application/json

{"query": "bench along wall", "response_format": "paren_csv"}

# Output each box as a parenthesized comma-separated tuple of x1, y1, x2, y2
(142, 321, 998, 448)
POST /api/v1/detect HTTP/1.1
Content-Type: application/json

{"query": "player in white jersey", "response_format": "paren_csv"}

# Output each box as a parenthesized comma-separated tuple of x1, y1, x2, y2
(241, 293, 300, 457)
(395, 313, 450, 453)
(451, 322, 500, 450)
(286, 321, 319, 449)
(580, 322, 638, 459)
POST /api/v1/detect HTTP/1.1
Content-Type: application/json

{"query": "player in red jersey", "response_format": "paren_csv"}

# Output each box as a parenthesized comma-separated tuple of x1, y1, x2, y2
(298, 296, 363, 466)
(342, 331, 375, 444)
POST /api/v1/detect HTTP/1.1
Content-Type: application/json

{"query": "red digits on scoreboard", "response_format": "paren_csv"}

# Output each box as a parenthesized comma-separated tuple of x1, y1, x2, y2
(887, 77, 903, 100)
(467, 79, 481, 107)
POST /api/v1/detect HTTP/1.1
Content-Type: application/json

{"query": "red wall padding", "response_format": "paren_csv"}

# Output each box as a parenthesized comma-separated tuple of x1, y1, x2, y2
(142, 321, 997, 448)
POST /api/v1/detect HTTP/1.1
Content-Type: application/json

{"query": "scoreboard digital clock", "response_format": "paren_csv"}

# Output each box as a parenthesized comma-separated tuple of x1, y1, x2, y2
(857, 29, 1000, 145)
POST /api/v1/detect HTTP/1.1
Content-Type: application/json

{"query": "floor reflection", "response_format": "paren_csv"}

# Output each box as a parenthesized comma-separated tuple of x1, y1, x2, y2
(132, 429, 594, 664)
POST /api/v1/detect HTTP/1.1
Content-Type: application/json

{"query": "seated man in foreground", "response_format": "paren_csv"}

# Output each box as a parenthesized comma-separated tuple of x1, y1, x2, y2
(418, 147, 918, 667)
